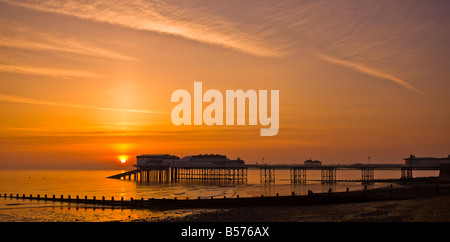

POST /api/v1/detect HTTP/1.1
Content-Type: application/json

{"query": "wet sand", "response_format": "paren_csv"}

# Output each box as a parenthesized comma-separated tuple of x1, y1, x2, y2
(143, 195, 450, 222)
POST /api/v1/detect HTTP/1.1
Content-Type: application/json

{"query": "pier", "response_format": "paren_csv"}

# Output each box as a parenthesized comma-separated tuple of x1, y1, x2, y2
(108, 163, 440, 184)
(108, 165, 248, 183)
(108, 154, 248, 183)
(171, 165, 247, 182)
(248, 163, 440, 184)
(107, 154, 446, 184)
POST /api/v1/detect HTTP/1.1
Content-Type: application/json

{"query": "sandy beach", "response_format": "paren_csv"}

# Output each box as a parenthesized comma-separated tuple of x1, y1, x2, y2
(142, 194, 450, 222)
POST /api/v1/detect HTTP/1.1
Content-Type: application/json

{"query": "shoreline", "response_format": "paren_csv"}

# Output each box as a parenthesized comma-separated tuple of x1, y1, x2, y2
(134, 182, 450, 222)
(1, 182, 449, 222)
(143, 195, 450, 222)
(2, 182, 448, 209)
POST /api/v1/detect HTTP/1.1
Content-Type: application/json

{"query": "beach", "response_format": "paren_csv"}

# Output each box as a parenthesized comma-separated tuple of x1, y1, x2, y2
(143, 194, 450, 222)
(1, 169, 448, 222)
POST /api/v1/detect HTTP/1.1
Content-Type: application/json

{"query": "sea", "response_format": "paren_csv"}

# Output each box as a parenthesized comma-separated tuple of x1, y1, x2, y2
(0, 169, 439, 222)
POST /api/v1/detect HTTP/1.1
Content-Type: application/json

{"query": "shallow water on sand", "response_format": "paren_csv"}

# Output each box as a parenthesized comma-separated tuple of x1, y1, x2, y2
(0, 169, 434, 221)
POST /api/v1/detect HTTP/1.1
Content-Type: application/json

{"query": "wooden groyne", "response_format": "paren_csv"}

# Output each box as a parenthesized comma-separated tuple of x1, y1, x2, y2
(2, 183, 449, 209)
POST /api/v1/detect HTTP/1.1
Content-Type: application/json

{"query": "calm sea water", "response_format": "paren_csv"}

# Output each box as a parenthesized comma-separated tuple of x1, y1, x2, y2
(0, 169, 438, 222)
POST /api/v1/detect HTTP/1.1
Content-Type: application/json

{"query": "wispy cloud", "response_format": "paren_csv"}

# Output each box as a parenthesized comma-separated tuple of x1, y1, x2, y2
(1, 0, 444, 93)
(0, 64, 101, 79)
(1, 0, 284, 57)
(0, 23, 137, 61)
(316, 54, 421, 93)
(0, 93, 160, 114)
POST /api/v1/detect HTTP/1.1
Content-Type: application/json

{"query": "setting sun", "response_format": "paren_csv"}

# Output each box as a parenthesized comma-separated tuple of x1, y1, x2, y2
(0, 0, 449, 227)
(119, 156, 128, 164)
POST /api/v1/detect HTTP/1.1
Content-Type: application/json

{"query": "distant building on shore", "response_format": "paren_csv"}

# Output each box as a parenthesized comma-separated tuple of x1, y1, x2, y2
(403, 155, 450, 167)
(136, 154, 244, 168)
(304, 159, 322, 166)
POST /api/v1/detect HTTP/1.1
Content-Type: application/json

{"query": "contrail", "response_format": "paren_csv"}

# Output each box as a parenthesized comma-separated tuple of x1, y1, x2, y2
(0, 93, 160, 114)
(317, 54, 421, 93)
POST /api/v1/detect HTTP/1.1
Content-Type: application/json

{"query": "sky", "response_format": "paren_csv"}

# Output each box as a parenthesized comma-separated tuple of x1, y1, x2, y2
(0, 0, 449, 169)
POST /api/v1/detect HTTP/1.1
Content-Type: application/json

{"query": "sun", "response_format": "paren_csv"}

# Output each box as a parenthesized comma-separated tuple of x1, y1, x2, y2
(119, 155, 128, 164)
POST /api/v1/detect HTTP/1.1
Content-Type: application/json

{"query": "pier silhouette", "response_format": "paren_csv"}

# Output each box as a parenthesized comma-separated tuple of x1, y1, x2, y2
(108, 162, 440, 184)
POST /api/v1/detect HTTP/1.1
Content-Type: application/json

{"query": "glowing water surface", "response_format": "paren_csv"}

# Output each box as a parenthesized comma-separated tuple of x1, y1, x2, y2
(0, 169, 437, 221)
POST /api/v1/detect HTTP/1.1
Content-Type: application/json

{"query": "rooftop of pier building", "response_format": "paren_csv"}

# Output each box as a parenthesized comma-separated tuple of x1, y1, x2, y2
(136, 154, 244, 167)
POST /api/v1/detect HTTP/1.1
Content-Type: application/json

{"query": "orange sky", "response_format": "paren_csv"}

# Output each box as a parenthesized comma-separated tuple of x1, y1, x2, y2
(0, 0, 449, 169)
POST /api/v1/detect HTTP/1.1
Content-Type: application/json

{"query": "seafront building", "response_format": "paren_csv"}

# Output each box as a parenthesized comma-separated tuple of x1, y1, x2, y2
(136, 154, 180, 167)
(130, 154, 247, 183)
(304, 159, 322, 166)
(404, 154, 450, 167)
(136, 154, 245, 168)
(403, 155, 450, 181)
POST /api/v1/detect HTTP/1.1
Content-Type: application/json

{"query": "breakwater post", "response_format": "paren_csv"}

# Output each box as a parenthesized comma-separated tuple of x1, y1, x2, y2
(2, 184, 450, 209)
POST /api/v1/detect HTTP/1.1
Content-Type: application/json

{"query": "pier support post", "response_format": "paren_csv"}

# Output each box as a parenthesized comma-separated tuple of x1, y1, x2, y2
(362, 168, 374, 184)
(290, 168, 306, 184)
(401, 167, 413, 182)
(321, 168, 336, 184)
(165, 167, 170, 182)
(260, 166, 275, 183)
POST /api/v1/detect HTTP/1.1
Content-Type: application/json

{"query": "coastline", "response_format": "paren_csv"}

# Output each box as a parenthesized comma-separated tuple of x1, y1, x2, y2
(134, 183, 450, 222)
(2, 176, 449, 222)
(141, 194, 450, 222)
